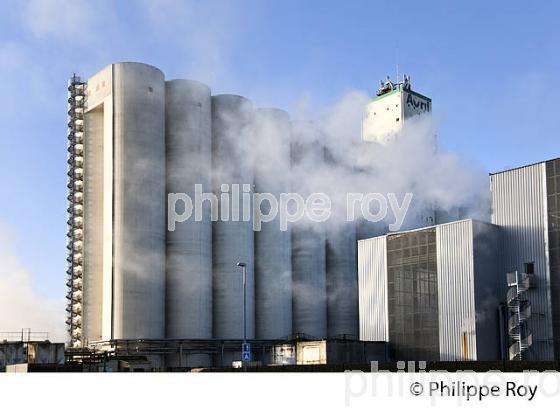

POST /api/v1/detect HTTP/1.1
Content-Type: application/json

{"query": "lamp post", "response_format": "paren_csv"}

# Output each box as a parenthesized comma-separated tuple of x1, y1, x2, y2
(237, 262, 247, 370)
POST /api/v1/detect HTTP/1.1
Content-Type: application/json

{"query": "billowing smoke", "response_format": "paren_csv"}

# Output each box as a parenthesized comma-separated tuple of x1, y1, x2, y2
(224, 89, 491, 232)
(0, 224, 66, 342)
(210, 88, 491, 339)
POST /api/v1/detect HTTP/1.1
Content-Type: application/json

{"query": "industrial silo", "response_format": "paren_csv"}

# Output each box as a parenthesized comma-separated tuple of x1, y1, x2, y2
(326, 222, 359, 338)
(112, 62, 166, 339)
(212, 95, 255, 342)
(322, 147, 359, 339)
(165, 80, 213, 366)
(290, 121, 328, 339)
(253, 108, 292, 340)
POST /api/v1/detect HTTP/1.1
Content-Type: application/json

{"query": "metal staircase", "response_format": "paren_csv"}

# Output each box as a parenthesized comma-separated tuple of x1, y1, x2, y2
(506, 270, 535, 360)
(66, 75, 86, 349)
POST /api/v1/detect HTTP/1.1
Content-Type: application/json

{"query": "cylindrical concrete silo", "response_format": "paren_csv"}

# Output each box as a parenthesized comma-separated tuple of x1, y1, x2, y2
(290, 121, 327, 339)
(291, 224, 327, 339)
(112, 62, 166, 339)
(212, 95, 255, 342)
(326, 222, 359, 338)
(253, 108, 292, 340)
(165, 80, 213, 366)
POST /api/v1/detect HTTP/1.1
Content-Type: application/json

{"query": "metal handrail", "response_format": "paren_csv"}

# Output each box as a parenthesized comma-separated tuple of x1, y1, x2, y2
(0, 330, 50, 342)
(506, 270, 534, 360)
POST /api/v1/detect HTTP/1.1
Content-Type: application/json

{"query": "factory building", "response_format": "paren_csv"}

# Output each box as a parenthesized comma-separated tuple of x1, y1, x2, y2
(67, 62, 560, 368)
(1, 331, 65, 372)
(66, 62, 360, 367)
(357, 158, 560, 363)
(490, 158, 560, 360)
(361, 75, 431, 144)
(358, 219, 503, 361)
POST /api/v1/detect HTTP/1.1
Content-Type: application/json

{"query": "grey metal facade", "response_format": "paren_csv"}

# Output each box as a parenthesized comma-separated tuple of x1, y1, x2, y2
(358, 236, 388, 342)
(545, 159, 560, 359)
(436, 220, 501, 361)
(491, 163, 555, 360)
(386, 228, 439, 361)
(358, 219, 502, 361)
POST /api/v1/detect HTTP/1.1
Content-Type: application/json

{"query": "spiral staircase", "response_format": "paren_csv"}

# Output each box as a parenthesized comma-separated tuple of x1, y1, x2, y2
(506, 270, 535, 360)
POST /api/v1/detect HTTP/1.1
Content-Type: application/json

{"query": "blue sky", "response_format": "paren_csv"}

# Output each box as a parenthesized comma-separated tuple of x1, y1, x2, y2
(0, 0, 558, 325)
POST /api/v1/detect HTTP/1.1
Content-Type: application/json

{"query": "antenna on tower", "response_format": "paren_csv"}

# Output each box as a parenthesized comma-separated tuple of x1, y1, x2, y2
(395, 44, 400, 84)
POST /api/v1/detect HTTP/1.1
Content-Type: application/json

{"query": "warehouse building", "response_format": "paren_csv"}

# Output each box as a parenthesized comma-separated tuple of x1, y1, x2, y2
(358, 219, 503, 361)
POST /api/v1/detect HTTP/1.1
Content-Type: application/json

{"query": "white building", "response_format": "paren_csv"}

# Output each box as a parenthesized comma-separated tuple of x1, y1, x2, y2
(362, 76, 432, 144)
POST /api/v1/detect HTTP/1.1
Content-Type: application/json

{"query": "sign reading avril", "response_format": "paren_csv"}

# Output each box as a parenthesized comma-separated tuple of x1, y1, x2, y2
(405, 92, 431, 114)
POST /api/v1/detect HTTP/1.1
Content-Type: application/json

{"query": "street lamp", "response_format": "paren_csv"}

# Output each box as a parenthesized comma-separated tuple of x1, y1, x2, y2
(236, 262, 247, 342)
(237, 262, 248, 370)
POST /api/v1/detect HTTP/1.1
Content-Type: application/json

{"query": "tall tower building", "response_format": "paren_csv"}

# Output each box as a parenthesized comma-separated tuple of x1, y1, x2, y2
(359, 75, 436, 234)
(66, 63, 167, 348)
(361, 75, 432, 144)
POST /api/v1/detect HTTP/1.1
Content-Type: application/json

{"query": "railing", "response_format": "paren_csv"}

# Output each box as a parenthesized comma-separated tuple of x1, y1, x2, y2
(0, 329, 50, 342)
(506, 270, 535, 360)
(66, 74, 86, 349)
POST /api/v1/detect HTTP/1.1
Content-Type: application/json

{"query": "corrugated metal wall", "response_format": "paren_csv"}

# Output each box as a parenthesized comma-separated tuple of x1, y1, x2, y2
(436, 220, 477, 360)
(491, 163, 554, 360)
(471, 220, 502, 360)
(357, 237, 388, 341)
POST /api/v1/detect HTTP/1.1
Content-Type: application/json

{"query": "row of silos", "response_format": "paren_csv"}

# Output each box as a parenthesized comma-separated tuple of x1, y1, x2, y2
(89, 63, 359, 356)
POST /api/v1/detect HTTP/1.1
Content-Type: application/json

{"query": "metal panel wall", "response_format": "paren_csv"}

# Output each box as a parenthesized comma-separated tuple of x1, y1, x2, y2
(387, 228, 439, 361)
(436, 220, 477, 361)
(357, 236, 388, 342)
(471, 220, 502, 361)
(545, 159, 560, 359)
(491, 163, 554, 360)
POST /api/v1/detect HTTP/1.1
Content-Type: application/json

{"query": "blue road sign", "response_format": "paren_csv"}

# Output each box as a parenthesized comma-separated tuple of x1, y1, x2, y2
(242, 342, 250, 353)
(242, 351, 251, 362)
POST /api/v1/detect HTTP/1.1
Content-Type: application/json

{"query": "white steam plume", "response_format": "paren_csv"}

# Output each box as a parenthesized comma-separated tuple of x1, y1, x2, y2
(242, 89, 491, 231)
